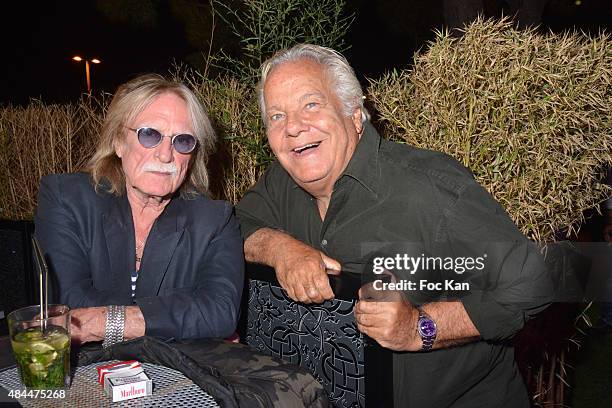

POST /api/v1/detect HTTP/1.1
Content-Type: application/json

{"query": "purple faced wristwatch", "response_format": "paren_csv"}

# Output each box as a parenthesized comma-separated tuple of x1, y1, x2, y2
(417, 307, 437, 351)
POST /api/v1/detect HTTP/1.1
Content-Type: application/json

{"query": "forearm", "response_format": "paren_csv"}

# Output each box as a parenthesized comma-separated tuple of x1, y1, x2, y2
(137, 289, 240, 340)
(422, 301, 480, 349)
(355, 297, 481, 352)
(70, 305, 145, 344)
(245, 228, 341, 303)
(244, 227, 299, 266)
(124, 306, 145, 340)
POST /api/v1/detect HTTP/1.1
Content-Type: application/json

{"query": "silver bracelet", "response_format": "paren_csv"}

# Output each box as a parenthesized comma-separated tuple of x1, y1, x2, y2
(102, 305, 126, 348)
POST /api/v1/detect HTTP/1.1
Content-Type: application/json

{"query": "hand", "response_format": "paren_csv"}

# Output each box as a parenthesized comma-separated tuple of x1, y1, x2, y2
(273, 239, 341, 304)
(70, 307, 106, 345)
(354, 286, 420, 351)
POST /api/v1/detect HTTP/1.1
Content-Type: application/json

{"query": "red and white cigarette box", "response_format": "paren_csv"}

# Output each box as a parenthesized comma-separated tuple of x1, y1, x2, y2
(104, 370, 153, 402)
(97, 361, 152, 402)
(97, 360, 141, 385)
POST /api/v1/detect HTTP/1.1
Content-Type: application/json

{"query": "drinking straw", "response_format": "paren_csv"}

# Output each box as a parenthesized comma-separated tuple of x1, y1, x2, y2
(31, 236, 49, 330)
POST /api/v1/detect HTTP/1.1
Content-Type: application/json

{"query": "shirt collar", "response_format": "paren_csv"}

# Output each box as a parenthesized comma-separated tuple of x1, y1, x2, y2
(341, 121, 381, 196)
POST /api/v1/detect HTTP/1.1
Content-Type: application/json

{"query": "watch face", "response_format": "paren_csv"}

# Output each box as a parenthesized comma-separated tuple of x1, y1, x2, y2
(418, 318, 437, 337)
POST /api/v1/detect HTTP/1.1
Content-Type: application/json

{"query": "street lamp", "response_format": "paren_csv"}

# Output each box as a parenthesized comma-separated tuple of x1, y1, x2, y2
(72, 56, 101, 93)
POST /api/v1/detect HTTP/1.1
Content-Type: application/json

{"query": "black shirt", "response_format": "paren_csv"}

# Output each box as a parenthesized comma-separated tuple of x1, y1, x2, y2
(236, 122, 553, 407)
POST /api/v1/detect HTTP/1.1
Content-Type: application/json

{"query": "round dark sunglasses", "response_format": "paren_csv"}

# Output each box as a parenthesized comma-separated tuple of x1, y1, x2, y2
(128, 127, 197, 154)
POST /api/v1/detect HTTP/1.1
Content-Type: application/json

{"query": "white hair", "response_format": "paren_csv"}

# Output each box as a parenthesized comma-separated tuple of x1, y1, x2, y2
(258, 44, 370, 125)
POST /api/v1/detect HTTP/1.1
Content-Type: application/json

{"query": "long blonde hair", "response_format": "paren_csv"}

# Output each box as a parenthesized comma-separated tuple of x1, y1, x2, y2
(88, 74, 216, 196)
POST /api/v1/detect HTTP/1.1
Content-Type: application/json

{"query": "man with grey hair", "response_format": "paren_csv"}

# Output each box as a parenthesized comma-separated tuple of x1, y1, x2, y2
(236, 43, 553, 407)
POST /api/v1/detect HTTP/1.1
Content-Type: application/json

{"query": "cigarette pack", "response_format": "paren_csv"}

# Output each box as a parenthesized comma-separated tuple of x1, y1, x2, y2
(97, 361, 153, 402)
(97, 360, 141, 384)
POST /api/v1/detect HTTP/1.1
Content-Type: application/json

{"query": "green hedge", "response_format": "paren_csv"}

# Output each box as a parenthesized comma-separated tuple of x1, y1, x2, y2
(368, 18, 612, 242)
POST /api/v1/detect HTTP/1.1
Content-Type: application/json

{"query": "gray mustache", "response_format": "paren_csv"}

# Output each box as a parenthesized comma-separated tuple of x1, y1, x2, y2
(142, 163, 178, 174)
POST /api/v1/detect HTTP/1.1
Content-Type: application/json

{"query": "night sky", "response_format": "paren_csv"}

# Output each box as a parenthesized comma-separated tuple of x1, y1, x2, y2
(1, 0, 610, 105)
(2, 1, 194, 105)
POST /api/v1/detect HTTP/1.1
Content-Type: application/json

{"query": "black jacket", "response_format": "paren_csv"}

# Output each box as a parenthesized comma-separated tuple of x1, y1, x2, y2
(77, 336, 328, 408)
(35, 173, 244, 340)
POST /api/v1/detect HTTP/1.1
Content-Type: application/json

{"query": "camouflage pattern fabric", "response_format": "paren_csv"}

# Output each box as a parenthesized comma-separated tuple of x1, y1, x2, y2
(76, 336, 329, 408)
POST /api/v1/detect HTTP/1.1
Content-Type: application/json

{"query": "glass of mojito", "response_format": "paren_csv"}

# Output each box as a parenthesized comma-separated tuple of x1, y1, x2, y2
(7, 304, 71, 389)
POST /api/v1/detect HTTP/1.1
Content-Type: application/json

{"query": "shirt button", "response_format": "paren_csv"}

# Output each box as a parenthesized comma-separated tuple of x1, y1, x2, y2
(321, 239, 328, 246)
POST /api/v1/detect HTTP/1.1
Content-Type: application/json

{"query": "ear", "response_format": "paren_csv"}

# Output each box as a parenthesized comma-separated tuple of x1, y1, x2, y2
(351, 108, 363, 137)
(114, 138, 124, 159)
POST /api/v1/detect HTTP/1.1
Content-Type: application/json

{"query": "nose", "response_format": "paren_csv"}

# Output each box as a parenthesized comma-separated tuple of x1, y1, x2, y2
(155, 136, 174, 163)
(285, 112, 308, 138)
